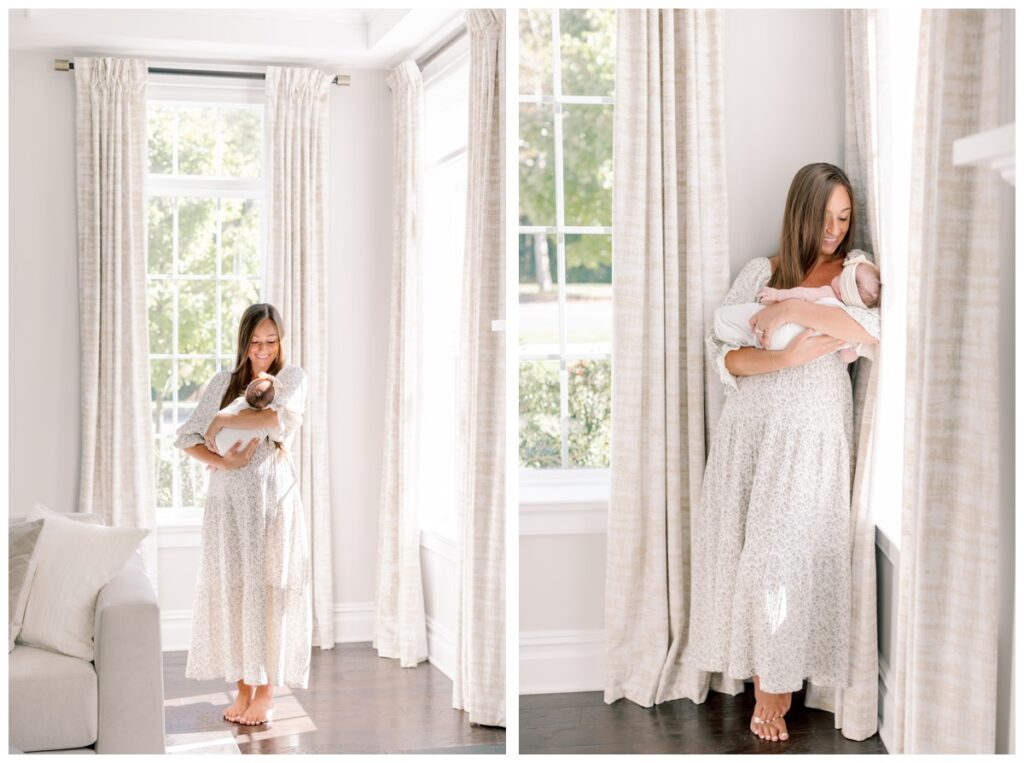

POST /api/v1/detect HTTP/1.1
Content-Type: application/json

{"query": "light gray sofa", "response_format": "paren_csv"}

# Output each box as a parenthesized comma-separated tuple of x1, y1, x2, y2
(9, 553, 166, 753)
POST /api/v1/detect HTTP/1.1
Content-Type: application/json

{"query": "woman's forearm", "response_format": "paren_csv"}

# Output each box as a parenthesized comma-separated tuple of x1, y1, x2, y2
(724, 347, 789, 377)
(786, 300, 878, 344)
(185, 443, 224, 467)
(220, 408, 279, 430)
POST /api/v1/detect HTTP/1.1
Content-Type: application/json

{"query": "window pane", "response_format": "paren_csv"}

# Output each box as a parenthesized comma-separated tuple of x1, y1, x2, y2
(221, 199, 261, 277)
(180, 447, 209, 509)
(221, 279, 260, 355)
(565, 234, 612, 351)
(147, 196, 174, 274)
(559, 9, 616, 97)
(150, 358, 173, 435)
(148, 103, 174, 174)
(519, 103, 556, 227)
(568, 358, 611, 467)
(220, 107, 261, 178)
(519, 360, 561, 468)
(155, 436, 175, 509)
(176, 357, 216, 428)
(147, 278, 173, 355)
(520, 8, 553, 96)
(519, 233, 559, 354)
(176, 106, 217, 176)
(177, 198, 217, 275)
(177, 280, 217, 355)
(562, 103, 613, 227)
(424, 66, 470, 164)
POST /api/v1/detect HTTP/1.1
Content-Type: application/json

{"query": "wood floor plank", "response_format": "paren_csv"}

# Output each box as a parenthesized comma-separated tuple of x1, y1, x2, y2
(163, 643, 505, 754)
(520, 688, 887, 754)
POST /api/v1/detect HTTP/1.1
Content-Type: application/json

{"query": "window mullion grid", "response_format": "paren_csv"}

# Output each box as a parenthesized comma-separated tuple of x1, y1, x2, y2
(551, 10, 570, 470)
(216, 199, 223, 372)
(171, 190, 181, 513)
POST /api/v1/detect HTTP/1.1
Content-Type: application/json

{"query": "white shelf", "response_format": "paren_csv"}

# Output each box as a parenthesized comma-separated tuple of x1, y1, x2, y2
(953, 123, 1015, 185)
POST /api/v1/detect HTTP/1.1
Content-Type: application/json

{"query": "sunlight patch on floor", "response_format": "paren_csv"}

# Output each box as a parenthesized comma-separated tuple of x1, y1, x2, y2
(164, 686, 317, 752)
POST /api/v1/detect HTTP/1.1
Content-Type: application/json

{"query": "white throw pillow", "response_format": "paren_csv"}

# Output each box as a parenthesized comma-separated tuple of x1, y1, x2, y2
(9, 519, 45, 652)
(17, 505, 148, 661)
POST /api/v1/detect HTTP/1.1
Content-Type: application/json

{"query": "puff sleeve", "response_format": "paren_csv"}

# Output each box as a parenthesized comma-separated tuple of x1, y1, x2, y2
(265, 365, 307, 445)
(706, 258, 771, 395)
(174, 371, 231, 450)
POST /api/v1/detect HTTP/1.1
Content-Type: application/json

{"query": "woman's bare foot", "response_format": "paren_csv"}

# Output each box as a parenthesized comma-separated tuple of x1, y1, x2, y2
(238, 685, 274, 726)
(223, 680, 254, 723)
(750, 674, 791, 741)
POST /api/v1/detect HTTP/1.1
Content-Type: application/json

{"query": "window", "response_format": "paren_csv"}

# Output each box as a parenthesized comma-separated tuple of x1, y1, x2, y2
(518, 9, 616, 473)
(419, 44, 470, 539)
(146, 80, 264, 524)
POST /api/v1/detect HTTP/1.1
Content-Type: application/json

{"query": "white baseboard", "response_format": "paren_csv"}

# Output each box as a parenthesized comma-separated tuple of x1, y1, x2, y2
(520, 629, 605, 694)
(426, 614, 456, 681)
(877, 653, 893, 751)
(161, 602, 375, 653)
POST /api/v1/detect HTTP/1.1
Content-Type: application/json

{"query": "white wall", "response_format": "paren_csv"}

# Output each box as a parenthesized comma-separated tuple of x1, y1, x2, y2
(7, 51, 394, 647)
(9, 52, 81, 518)
(520, 9, 847, 694)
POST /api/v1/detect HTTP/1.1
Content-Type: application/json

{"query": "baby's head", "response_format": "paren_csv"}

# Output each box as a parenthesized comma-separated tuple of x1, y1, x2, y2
(833, 260, 881, 309)
(245, 376, 276, 410)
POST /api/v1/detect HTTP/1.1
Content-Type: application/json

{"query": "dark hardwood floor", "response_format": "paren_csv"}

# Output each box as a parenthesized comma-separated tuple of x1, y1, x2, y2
(520, 687, 888, 754)
(162, 643, 505, 754)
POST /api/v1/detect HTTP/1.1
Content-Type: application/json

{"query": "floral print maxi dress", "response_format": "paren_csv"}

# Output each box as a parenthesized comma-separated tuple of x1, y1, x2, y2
(174, 363, 311, 689)
(682, 251, 880, 694)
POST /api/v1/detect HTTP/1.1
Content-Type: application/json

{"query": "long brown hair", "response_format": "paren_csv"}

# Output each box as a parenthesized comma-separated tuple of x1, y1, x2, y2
(220, 303, 285, 409)
(769, 163, 856, 289)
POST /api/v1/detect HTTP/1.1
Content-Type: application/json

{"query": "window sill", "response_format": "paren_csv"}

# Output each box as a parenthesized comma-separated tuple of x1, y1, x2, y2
(520, 469, 609, 536)
(519, 468, 610, 506)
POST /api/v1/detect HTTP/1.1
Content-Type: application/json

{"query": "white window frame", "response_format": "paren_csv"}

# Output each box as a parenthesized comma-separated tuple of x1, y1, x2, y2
(519, 10, 614, 496)
(419, 38, 471, 540)
(147, 76, 265, 528)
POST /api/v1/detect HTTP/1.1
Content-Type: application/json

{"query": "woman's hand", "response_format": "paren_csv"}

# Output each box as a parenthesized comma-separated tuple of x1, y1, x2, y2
(216, 437, 260, 470)
(780, 328, 846, 368)
(749, 300, 793, 347)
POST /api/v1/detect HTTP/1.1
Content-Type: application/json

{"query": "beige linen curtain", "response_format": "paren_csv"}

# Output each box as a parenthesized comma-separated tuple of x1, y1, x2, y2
(893, 10, 1004, 753)
(604, 9, 732, 706)
(263, 65, 335, 649)
(74, 57, 158, 580)
(452, 8, 506, 728)
(373, 61, 429, 668)
(797, 10, 883, 742)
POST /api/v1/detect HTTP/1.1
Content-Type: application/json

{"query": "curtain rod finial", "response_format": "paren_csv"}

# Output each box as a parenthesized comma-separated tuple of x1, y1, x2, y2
(333, 74, 351, 87)
(54, 59, 72, 72)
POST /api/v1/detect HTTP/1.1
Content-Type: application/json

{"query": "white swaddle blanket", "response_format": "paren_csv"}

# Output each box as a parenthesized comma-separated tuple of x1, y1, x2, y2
(714, 296, 864, 355)
(213, 396, 272, 455)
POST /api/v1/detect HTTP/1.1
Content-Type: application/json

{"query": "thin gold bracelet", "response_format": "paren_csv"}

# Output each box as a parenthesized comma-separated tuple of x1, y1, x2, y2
(770, 351, 780, 372)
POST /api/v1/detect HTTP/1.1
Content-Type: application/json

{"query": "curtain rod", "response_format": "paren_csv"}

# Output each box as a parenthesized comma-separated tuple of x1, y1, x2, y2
(54, 59, 351, 86)
(415, 25, 467, 71)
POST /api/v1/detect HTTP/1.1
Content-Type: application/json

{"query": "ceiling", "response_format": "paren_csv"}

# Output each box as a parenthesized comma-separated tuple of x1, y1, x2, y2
(8, 8, 466, 70)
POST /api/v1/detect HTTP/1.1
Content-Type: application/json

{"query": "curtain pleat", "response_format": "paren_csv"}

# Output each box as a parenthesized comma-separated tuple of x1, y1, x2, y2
(603, 9, 732, 707)
(373, 60, 429, 668)
(264, 65, 335, 649)
(452, 8, 506, 728)
(74, 56, 158, 581)
(893, 10, 1003, 752)
(799, 11, 882, 741)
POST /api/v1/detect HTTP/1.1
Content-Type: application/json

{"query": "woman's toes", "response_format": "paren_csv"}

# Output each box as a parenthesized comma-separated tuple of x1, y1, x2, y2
(772, 715, 789, 741)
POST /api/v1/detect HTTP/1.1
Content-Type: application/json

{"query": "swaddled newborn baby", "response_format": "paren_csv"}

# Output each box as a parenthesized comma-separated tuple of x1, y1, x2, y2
(714, 253, 881, 364)
(213, 373, 278, 456)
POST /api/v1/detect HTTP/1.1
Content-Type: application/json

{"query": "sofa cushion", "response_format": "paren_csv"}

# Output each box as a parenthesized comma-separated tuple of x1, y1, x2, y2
(18, 506, 148, 661)
(9, 519, 45, 652)
(9, 645, 98, 752)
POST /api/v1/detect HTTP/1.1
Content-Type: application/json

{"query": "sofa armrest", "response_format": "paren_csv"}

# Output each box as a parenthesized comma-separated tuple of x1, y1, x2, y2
(93, 553, 166, 753)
